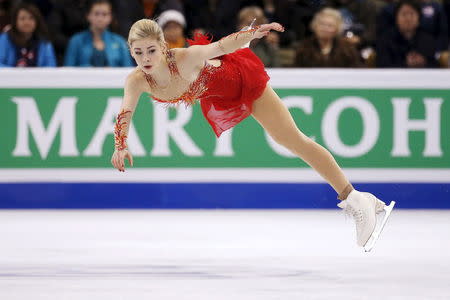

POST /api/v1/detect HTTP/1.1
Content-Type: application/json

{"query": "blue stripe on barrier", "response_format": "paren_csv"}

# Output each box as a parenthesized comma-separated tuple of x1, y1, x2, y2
(0, 183, 449, 209)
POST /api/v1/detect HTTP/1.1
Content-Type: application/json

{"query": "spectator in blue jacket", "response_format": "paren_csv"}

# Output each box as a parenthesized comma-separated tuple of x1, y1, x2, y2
(0, 2, 56, 67)
(64, 0, 132, 67)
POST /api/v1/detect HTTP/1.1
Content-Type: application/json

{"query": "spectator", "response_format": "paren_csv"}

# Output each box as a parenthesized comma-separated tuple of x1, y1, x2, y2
(326, 0, 377, 50)
(377, 0, 448, 51)
(0, 2, 56, 67)
(237, 6, 281, 67)
(64, 0, 132, 67)
(376, 0, 438, 68)
(295, 8, 361, 67)
(157, 9, 187, 49)
(111, 0, 183, 38)
(47, 0, 89, 65)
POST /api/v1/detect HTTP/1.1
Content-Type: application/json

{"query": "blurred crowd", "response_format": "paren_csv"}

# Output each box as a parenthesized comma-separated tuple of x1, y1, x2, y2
(1, 0, 450, 68)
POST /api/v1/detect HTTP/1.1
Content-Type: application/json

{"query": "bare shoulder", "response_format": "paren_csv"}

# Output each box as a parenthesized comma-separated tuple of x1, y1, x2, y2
(171, 47, 204, 76)
(170, 47, 189, 62)
(172, 46, 206, 59)
(125, 68, 146, 92)
(121, 67, 148, 100)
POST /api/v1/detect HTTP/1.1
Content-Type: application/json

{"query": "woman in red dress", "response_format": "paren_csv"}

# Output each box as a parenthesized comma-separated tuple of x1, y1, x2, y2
(110, 19, 395, 251)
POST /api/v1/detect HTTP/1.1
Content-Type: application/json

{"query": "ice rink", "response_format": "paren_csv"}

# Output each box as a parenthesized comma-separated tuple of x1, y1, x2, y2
(0, 210, 449, 300)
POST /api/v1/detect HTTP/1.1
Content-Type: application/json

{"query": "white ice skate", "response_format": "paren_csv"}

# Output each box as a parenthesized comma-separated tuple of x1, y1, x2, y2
(363, 199, 395, 252)
(338, 190, 395, 252)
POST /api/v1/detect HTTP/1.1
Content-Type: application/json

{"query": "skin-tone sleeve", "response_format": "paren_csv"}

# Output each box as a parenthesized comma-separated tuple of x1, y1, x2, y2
(113, 73, 142, 151)
(215, 27, 261, 54)
(114, 109, 132, 150)
(185, 22, 284, 63)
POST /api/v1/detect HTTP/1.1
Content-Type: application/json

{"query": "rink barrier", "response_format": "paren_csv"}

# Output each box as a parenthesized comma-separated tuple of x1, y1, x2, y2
(1, 183, 448, 209)
(0, 69, 449, 208)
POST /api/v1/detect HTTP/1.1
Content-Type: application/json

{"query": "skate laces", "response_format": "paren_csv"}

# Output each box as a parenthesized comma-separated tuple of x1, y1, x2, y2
(362, 192, 386, 214)
(342, 204, 364, 225)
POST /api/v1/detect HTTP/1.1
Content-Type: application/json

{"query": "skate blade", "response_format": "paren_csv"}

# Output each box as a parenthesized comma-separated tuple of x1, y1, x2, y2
(363, 201, 396, 252)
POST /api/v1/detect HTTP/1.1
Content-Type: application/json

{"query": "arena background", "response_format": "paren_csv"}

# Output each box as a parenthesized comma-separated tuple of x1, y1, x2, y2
(0, 68, 449, 208)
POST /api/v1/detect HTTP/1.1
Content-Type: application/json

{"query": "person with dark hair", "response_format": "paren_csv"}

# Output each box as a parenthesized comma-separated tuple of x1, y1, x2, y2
(64, 0, 132, 67)
(377, 0, 448, 52)
(0, 2, 56, 67)
(376, 0, 438, 67)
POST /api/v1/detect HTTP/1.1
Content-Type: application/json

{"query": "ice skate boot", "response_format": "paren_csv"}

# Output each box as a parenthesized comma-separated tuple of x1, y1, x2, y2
(338, 190, 395, 252)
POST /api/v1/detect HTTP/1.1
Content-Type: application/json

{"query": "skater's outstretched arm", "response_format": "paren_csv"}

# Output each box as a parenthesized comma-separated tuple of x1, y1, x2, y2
(111, 71, 145, 172)
(183, 22, 284, 64)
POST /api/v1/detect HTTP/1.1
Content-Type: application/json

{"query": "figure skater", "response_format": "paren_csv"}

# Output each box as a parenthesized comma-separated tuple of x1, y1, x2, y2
(110, 19, 395, 251)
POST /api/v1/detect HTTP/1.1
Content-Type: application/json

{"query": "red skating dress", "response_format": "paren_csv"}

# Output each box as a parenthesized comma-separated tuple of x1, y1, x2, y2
(148, 34, 270, 137)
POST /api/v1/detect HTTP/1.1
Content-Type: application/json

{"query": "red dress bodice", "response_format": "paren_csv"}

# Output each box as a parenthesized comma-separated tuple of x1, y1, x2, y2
(145, 37, 270, 137)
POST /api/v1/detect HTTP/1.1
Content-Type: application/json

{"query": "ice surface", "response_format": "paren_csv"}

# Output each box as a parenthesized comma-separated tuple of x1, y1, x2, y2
(0, 210, 449, 300)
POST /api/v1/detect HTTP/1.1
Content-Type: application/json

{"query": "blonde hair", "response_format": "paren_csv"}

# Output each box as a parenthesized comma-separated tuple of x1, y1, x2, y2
(310, 8, 344, 34)
(128, 19, 165, 47)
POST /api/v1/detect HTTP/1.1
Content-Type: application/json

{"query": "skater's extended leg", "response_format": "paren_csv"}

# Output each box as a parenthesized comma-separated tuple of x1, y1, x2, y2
(251, 84, 351, 197)
(252, 85, 394, 250)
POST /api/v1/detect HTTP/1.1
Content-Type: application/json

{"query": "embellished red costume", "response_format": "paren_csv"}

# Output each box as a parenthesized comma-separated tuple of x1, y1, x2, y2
(147, 33, 270, 137)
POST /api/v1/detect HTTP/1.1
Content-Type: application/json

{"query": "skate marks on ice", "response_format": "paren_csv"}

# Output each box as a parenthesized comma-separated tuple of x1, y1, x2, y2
(0, 262, 326, 281)
(0, 210, 449, 300)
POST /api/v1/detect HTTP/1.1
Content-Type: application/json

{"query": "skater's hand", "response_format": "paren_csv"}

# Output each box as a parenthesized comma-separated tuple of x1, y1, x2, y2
(111, 149, 133, 172)
(254, 22, 284, 39)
